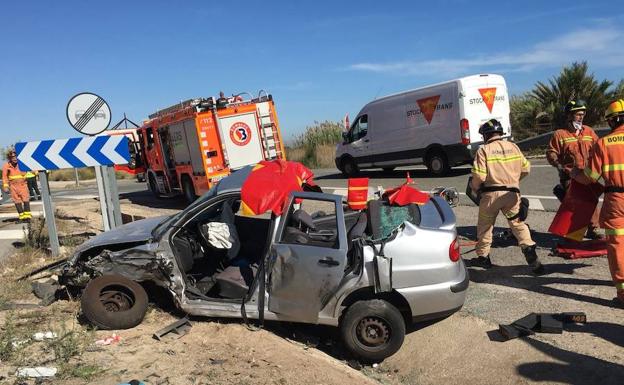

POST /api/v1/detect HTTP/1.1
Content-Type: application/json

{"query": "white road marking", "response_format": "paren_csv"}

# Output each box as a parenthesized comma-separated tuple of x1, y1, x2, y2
(0, 212, 41, 219)
(0, 229, 25, 240)
(527, 198, 545, 211)
(57, 194, 98, 200)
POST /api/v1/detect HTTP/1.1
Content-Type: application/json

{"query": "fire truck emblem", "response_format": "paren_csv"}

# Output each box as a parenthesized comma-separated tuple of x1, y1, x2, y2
(229, 122, 252, 146)
(417, 95, 441, 124)
(478, 88, 497, 113)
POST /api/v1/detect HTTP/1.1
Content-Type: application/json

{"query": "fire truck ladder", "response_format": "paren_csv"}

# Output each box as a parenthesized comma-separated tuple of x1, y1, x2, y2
(257, 103, 282, 160)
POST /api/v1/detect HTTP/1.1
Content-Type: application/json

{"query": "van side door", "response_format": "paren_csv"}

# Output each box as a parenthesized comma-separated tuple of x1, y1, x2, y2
(268, 192, 348, 323)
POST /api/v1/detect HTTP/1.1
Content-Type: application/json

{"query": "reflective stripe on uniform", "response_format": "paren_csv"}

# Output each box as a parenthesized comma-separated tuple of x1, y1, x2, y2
(8, 175, 25, 180)
(581, 135, 594, 141)
(604, 228, 624, 236)
(559, 137, 578, 145)
(616, 282, 624, 290)
(486, 155, 522, 163)
(584, 167, 601, 181)
(503, 210, 518, 219)
(25, 172, 35, 178)
(472, 166, 487, 176)
(602, 164, 624, 172)
(521, 158, 530, 168)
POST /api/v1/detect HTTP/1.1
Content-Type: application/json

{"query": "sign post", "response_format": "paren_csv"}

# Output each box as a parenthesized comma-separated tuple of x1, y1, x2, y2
(38, 171, 60, 256)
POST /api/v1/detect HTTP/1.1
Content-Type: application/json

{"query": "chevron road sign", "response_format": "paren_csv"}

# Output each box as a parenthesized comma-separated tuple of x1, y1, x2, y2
(15, 135, 131, 171)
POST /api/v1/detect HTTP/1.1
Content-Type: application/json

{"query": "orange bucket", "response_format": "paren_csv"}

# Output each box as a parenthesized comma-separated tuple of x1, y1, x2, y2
(348, 178, 369, 210)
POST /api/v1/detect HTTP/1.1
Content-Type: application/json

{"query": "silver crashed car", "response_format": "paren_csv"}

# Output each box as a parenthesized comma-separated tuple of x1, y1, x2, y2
(60, 166, 468, 362)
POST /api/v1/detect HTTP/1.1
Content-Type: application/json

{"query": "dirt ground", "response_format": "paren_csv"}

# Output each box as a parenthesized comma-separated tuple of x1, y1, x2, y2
(1, 197, 623, 385)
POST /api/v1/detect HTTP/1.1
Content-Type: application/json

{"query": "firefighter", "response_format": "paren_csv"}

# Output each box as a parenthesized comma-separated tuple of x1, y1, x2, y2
(25, 170, 41, 200)
(1, 149, 32, 221)
(546, 99, 602, 239)
(470, 119, 544, 274)
(571, 99, 624, 306)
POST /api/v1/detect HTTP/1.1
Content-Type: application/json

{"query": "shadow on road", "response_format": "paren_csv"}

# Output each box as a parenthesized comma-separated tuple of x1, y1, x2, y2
(316, 167, 472, 181)
(516, 337, 624, 384)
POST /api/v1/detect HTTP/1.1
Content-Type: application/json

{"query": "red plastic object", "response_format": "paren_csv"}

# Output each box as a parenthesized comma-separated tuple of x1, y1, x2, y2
(347, 178, 369, 210)
(383, 173, 430, 206)
(555, 239, 608, 259)
(548, 180, 604, 241)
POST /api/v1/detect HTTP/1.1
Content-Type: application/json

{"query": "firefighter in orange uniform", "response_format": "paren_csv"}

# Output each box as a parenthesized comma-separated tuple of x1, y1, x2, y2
(2, 149, 32, 221)
(470, 119, 544, 274)
(547, 99, 602, 239)
(571, 99, 624, 306)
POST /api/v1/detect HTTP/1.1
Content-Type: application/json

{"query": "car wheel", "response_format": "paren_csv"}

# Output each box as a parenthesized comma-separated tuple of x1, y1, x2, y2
(426, 150, 450, 176)
(341, 157, 359, 177)
(340, 299, 405, 363)
(81, 274, 149, 330)
(182, 176, 196, 204)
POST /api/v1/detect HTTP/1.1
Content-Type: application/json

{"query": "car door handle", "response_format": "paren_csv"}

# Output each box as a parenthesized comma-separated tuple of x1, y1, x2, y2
(318, 257, 340, 266)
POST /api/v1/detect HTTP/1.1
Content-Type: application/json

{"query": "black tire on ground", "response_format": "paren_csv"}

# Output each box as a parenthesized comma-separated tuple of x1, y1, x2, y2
(382, 167, 395, 173)
(81, 274, 149, 330)
(341, 157, 359, 177)
(182, 176, 196, 204)
(340, 299, 406, 363)
(136, 173, 145, 183)
(426, 149, 450, 176)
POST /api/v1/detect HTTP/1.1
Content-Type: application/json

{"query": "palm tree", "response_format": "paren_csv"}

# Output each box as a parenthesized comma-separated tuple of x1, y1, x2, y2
(531, 62, 613, 128)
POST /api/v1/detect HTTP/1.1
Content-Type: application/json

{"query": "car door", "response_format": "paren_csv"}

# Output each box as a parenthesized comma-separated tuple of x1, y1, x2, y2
(268, 192, 348, 323)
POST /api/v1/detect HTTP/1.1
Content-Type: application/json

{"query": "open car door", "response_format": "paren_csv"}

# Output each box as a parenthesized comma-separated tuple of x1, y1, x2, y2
(268, 192, 348, 323)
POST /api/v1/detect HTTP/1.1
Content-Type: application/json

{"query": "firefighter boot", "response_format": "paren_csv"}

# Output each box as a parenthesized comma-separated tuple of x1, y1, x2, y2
(522, 245, 545, 275)
(22, 202, 32, 221)
(470, 255, 493, 269)
(14, 203, 24, 221)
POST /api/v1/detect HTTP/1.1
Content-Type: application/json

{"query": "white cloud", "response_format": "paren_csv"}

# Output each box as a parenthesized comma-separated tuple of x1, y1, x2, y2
(348, 27, 624, 77)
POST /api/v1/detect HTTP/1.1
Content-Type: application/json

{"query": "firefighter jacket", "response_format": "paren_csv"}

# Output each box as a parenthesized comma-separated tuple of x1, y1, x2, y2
(471, 137, 530, 191)
(583, 124, 624, 235)
(2, 161, 27, 190)
(547, 125, 598, 174)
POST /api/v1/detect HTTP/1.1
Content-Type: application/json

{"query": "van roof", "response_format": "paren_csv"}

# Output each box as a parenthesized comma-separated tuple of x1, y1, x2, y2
(363, 73, 505, 107)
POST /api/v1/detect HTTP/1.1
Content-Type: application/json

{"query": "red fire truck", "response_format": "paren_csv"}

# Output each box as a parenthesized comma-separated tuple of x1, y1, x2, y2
(137, 92, 285, 202)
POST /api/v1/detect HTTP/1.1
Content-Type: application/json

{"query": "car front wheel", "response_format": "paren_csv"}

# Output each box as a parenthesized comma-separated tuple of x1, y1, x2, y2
(340, 299, 405, 363)
(81, 274, 149, 330)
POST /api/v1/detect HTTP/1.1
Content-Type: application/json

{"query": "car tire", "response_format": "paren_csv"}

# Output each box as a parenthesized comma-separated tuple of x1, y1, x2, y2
(340, 299, 405, 363)
(81, 274, 149, 330)
(341, 157, 359, 177)
(426, 149, 450, 176)
(182, 176, 196, 204)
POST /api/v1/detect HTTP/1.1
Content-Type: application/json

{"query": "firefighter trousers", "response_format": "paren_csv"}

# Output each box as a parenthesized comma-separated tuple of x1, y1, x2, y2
(605, 235, 624, 301)
(9, 181, 29, 204)
(476, 191, 535, 257)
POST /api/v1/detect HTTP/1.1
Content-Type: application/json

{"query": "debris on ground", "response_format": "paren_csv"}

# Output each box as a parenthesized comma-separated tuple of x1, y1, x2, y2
(15, 367, 58, 378)
(152, 316, 192, 341)
(498, 312, 587, 341)
(95, 333, 122, 345)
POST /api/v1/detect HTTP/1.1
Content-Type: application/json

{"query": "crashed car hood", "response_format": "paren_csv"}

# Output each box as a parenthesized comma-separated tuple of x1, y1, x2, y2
(74, 215, 169, 254)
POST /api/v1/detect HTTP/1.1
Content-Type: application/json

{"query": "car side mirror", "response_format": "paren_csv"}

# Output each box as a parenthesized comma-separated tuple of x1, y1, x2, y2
(342, 132, 349, 143)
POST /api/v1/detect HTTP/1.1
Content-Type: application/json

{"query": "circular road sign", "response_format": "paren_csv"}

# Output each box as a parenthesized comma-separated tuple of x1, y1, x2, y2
(66, 92, 111, 135)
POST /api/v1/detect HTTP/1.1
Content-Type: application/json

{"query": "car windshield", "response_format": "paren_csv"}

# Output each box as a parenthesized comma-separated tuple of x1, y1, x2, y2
(151, 186, 218, 239)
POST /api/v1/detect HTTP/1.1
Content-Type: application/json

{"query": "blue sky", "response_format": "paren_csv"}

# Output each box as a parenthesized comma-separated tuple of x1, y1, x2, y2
(1, 0, 622, 150)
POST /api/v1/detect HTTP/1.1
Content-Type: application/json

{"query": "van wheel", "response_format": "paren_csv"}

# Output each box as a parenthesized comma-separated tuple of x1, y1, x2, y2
(182, 176, 196, 204)
(340, 300, 405, 363)
(341, 158, 359, 177)
(81, 274, 149, 330)
(426, 150, 450, 176)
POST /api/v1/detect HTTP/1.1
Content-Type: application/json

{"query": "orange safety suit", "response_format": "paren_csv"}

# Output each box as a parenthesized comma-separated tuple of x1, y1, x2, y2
(581, 124, 624, 301)
(471, 137, 534, 257)
(547, 125, 600, 228)
(2, 161, 31, 220)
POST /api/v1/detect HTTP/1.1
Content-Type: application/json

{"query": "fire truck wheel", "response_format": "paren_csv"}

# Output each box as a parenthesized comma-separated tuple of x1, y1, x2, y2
(182, 176, 196, 204)
(148, 174, 163, 199)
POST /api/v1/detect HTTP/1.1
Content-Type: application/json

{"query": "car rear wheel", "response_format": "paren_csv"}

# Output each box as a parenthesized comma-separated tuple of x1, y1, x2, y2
(81, 274, 148, 330)
(426, 149, 450, 176)
(340, 299, 405, 363)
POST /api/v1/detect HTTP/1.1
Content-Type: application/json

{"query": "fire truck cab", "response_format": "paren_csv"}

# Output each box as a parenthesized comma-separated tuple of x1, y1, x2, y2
(138, 92, 285, 202)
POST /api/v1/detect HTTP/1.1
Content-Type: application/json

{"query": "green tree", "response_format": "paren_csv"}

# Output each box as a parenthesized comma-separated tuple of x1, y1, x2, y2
(531, 61, 613, 127)
(510, 93, 544, 139)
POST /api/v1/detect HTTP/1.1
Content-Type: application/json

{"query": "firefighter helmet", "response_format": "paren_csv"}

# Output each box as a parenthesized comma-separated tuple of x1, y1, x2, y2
(478, 119, 504, 136)
(605, 99, 624, 129)
(564, 99, 587, 114)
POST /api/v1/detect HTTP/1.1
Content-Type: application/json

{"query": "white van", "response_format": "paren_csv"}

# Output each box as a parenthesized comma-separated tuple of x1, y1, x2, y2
(335, 74, 511, 176)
